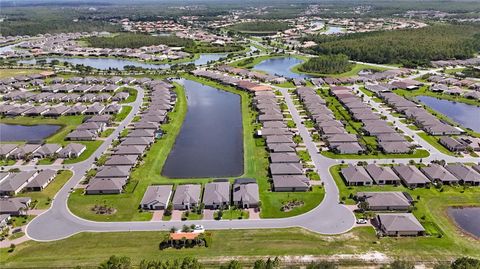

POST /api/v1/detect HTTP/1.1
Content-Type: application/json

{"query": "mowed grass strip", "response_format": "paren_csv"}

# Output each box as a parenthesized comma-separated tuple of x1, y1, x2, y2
(2, 225, 480, 268)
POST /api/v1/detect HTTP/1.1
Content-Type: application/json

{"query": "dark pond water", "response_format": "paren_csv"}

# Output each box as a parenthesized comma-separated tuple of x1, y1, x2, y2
(252, 57, 312, 79)
(448, 207, 480, 238)
(162, 79, 243, 178)
(0, 123, 61, 141)
(18, 53, 227, 70)
(417, 96, 480, 133)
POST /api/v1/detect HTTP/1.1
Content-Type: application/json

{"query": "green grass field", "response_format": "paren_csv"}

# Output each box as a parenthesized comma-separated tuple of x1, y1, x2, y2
(0, 68, 45, 79)
(67, 75, 324, 221)
(2, 224, 479, 268)
(114, 105, 132, 122)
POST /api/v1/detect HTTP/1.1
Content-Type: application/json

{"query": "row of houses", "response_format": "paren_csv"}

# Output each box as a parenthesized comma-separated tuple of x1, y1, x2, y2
(192, 69, 273, 93)
(0, 169, 58, 196)
(0, 102, 122, 117)
(295, 86, 363, 154)
(217, 65, 287, 85)
(427, 73, 480, 90)
(84, 80, 175, 194)
(0, 143, 86, 160)
(353, 190, 426, 236)
(141, 178, 260, 211)
(429, 83, 480, 100)
(3, 90, 128, 103)
(252, 91, 311, 192)
(377, 91, 463, 136)
(66, 115, 114, 141)
(3, 32, 190, 62)
(341, 163, 480, 188)
(431, 57, 480, 68)
(331, 86, 415, 154)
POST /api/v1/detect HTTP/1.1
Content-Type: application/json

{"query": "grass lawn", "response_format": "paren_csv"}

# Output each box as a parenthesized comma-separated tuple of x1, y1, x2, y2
(68, 75, 324, 221)
(8, 232, 25, 241)
(118, 87, 138, 104)
(417, 132, 457, 157)
(36, 158, 55, 165)
(215, 208, 249, 220)
(2, 225, 480, 267)
(0, 159, 16, 166)
(18, 170, 73, 209)
(0, 68, 45, 79)
(114, 105, 132, 122)
(99, 128, 115, 138)
(9, 215, 35, 228)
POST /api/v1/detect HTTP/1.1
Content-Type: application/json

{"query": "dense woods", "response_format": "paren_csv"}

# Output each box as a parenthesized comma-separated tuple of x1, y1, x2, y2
(299, 54, 353, 74)
(304, 24, 480, 67)
(84, 33, 195, 48)
(228, 21, 291, 33)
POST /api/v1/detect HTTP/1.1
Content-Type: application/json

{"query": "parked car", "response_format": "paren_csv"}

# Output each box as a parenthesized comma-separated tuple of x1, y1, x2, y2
(356, 218, 368, 224)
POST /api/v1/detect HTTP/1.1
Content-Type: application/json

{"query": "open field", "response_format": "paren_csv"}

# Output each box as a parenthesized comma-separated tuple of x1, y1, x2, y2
(67, 75, 324, 221)
(2, 223, 480, 268)
(0, 68, 45, 79)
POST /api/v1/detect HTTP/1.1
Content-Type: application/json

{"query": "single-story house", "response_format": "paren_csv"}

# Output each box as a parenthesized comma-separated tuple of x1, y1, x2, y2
(356, 192, 412, 211)
(172, 184, 201, 210)
(376, 213, 425, 236)
(140, 185, 173, 210)
(392, 165, 430, 188)
(341, 165, 373, 186)
(85, 177, 127, 194)
(232, 178, 260, 209)
(272, 175, 310, 192)
(0, 197, 32, 216)
(365, 164, 401, 185)
(203, 181, 230, 209)
(58, 143, 86, 159)
(420, 164, 459, 184)
(25, 169, 57, 191)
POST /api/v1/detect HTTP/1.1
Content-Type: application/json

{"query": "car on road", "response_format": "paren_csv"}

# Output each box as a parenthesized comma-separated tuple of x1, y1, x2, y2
(356, 218, 368, 224)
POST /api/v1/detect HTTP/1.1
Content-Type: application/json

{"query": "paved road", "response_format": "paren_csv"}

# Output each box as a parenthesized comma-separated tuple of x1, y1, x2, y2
(25, 84, 357, 241)
(20, 77, 479, 242)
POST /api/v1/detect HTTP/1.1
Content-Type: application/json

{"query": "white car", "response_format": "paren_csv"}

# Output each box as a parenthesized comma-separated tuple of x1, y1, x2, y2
(356, 218, 368, 224)
(192, 225, 205, 233)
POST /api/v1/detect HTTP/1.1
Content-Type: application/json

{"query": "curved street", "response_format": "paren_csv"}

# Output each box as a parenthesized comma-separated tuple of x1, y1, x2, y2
(18, 74, 478, 242)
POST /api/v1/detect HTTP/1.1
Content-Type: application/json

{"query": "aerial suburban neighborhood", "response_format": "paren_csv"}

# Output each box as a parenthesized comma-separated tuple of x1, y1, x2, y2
(0, 0, 479, 268)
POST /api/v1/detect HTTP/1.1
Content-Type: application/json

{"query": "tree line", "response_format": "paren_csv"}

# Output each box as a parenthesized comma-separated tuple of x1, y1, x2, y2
(303, 24, 480, 67)
(299, 54, 353, 74)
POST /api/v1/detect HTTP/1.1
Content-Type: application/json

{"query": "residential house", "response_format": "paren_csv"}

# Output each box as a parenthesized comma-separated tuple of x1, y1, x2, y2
(232, 178, 259, 209)
(356, 192, 412, 211)
(376, 213, 425, 236)
(341, 165, 373, 186)
(25, 169, 57, 191)
(272, 175, 310, 192)
(203, 181, 230, 209)
(140, 185, 173, 210)
(172, 184, 201, 210)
